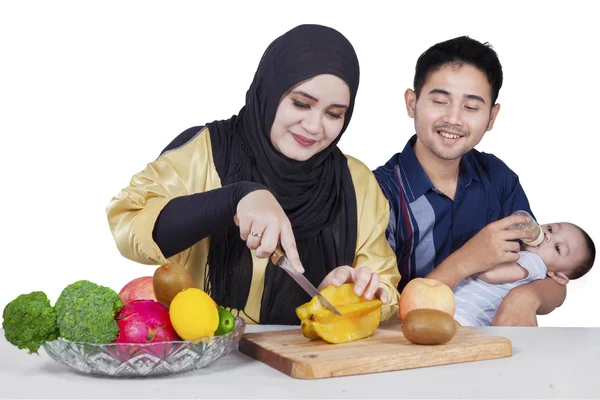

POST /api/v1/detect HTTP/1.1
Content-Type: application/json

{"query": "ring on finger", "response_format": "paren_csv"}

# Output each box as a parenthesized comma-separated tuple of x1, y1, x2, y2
(250, 231, 263, 238)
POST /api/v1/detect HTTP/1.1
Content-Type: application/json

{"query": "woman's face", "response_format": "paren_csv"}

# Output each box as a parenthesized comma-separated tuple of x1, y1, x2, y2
(269, 74, 350, 161)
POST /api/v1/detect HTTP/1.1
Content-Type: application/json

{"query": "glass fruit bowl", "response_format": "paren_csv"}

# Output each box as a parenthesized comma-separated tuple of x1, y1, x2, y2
(43, 317, 246, 377)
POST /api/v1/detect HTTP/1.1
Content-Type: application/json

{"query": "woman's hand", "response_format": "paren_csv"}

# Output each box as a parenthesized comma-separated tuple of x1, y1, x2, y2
(236, 190, 304, 273)
(318, 266, 389, 304)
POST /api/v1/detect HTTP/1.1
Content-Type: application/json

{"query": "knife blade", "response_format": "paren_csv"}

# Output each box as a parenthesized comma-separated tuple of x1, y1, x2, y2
(232, 214, 342, 316)
(271, 247, 342, 316)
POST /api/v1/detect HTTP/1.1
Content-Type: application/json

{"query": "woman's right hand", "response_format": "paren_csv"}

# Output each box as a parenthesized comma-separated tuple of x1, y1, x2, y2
(236, 190, 304, 273)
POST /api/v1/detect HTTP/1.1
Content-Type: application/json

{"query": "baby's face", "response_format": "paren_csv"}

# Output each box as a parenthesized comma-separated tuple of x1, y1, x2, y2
(523, 222, 586, 274)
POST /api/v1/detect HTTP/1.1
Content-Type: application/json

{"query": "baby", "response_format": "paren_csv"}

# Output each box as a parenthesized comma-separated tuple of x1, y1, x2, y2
(453, 221, 596, 326)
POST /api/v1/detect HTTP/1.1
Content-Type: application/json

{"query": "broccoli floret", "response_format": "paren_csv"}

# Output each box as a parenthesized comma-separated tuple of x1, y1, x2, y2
(2, 291, 59, 354)
(54, 280, 123, 344)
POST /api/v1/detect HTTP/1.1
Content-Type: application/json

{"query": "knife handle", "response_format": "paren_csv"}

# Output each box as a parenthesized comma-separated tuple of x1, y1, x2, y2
(271, 247, 286, 266)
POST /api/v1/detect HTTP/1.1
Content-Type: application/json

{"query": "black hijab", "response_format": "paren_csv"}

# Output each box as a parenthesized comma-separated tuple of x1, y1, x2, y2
(205, 24, 360, 324)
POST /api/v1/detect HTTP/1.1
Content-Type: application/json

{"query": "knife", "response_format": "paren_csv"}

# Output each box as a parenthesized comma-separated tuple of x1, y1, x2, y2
(232, 214, 341, 316)
(271, 247, 342, 316)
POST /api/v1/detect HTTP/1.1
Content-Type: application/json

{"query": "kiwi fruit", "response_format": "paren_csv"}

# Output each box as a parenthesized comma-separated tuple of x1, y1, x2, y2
(153, 263, 195, 308)
(402, 308, 457, 345)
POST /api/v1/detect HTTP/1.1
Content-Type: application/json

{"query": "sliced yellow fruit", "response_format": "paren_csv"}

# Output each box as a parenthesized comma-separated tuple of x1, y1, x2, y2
(301, 320, 319, 339)
(313, 307, 381, 344)
(311, 300, 382, 323)
(295, 283, 383, 344)
(296, 304, 309, 321)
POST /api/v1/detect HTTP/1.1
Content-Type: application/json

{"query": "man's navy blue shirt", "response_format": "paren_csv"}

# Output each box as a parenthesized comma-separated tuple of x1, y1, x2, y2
(373, 135, 534, 292)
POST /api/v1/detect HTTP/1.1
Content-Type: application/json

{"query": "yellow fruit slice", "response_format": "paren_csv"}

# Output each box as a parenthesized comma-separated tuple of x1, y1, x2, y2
(305, 283, 363, 320)
(296, 283, 383, 344)
(296, 304, 309, 321)
(311, 300, 382, 323)
(169, 288, 219, 340)
(301, 320, 319, 339)
(313, 307, 381, 344)
(297, 304, 319, 339)
(320, 283, 363, 305)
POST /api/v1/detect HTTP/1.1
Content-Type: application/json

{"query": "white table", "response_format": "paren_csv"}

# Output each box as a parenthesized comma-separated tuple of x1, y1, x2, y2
(1, 325, 598, 399)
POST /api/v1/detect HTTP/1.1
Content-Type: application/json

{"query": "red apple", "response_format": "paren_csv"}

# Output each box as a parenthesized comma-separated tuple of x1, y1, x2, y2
(119, 276, 157, 305)
(399, 278, 455, 320)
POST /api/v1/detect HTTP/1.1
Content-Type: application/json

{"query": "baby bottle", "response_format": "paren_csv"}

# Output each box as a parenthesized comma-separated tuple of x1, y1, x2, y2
(510, 210, 544, 246)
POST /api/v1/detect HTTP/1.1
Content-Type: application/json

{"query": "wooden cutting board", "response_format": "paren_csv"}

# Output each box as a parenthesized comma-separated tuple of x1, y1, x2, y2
(238, 320, 511, 379)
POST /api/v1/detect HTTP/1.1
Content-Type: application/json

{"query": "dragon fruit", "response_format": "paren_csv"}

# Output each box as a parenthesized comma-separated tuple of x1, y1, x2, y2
(115, 300, 179, 343)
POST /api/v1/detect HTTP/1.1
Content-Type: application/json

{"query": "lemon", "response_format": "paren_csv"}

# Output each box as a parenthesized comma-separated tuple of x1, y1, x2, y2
(169, 288, 219, 340)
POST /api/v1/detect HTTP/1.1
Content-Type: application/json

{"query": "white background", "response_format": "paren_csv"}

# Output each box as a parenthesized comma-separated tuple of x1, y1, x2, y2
(1, 1, 598, 327)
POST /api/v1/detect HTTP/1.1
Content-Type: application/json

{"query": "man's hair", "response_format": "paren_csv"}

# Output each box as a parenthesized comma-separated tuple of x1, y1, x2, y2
(569, 226, 596, 280)
(413, 36, 503, 105)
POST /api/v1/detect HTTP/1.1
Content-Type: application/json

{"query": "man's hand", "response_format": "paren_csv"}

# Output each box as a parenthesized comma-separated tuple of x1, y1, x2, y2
(458, 214, 536, 275)
(427, 214, 536, 288)
(492, 284, 540, 326)
(492, 277, 567, 326)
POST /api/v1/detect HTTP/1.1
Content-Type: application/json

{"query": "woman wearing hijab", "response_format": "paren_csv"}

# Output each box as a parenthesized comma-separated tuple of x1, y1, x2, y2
(107, 24, 400, 325)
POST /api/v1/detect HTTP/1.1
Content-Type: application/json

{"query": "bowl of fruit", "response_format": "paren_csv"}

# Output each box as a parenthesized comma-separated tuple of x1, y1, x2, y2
(2, 263, 246, 377)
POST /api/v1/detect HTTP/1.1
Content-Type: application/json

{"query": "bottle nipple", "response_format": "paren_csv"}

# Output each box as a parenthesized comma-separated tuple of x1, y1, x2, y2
(511, 210, 544, 247)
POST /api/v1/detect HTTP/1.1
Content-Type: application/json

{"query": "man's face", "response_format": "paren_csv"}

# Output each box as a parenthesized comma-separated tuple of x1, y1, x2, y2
(406, 63, 500, 161)
(524, 222, 587, 276)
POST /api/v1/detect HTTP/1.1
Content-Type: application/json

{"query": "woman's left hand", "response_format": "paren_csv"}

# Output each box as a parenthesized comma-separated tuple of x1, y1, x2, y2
(318, 266, 389, 304)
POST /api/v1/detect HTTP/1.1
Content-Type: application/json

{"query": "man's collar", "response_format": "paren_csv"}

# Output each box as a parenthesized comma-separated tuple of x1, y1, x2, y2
(398, 135, 435, 202)
(459, 154, 478, 188)
(399, 135, 479, 202)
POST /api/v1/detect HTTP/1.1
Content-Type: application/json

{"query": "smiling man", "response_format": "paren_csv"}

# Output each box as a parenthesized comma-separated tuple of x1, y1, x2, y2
(374, 36, 566, 326)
